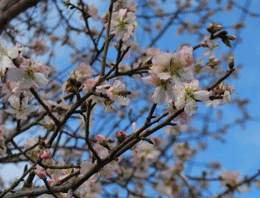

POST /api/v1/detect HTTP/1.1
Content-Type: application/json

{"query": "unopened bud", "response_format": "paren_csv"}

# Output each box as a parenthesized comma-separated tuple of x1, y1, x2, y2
(96, 135, 109, 148)
(227, 35, 237, 40)
(214, 24, 223, 32)
(207, 23, 223, 34)
(114, 42, 119, 51)
(228, 57, 234, 69)
(96, 134, 106, 142)
(40, 149, 51, 160)
(115, 130, 127, 143)
(207, 23, 215, 33)
(209, 54, 215, 61)
(222, 38, 231, 47)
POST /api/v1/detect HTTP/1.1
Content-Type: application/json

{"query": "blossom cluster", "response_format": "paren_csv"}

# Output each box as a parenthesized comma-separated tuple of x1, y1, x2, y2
(143, 46, 209, 117)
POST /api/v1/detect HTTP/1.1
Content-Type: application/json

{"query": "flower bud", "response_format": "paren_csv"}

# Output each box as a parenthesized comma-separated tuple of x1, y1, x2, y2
(40, 149, 51, 160)
(228, 57, 234, 69)
(207, 23, 223, 34)
(222, 38, 231, 47)
(96, 134, 106, 142)
(227, 35, 237, 40)
(207, 23, 215, 33)
(96, 135, 109, 148)
(34, 164, 46, 179)
(115, 130, 127, 143)
(214, 24, 223, 32)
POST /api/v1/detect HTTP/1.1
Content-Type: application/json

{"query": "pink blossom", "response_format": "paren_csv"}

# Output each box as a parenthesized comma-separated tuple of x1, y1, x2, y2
(206, 82, 235, 108)
(8, 59, 49, 89)
(179, 45, 194, 67)
(174, 80, 209, 116)
(106, 80, 130, 106)
(81, 146, 114, 179)
(149, 46, 194, 89)
(96, 134, 106, 142)
(143, 73, 177, 104)
(174, 143, 195, 162)
(35, 164, 46, 179)
(0, 43, 24, 74)
(156, 180, 181, 197)
(77, 177, 102, 198)
(40, 149, 51, 160)
(6, 95, 35, 120)
(201, 36, 214, 48)
(110, 8, 138, 41)
(133, 143, 161, 166)
(219, 169, 250, 192)
(202, 54, 222, 76)
(74, 63, 95, 82)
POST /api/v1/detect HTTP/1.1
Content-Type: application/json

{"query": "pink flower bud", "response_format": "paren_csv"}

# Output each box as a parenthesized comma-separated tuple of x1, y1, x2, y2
(96, 135, 106, 142)
(96, 135, 109, 149)
(115, 130, 127, 143)
(35, 164, 46, 179)
(40, 149, 51, 160)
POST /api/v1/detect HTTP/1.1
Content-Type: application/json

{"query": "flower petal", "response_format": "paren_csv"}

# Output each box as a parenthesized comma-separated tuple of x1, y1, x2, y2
(194, 90, 209, 101)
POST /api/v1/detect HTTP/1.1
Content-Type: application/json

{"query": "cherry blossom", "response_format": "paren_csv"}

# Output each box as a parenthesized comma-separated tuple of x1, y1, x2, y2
(110, 8, 138, 41)
(143, 72, 177, 104)
(76, 179, 102, 198)
(6, 95, 35, 120)
(81, 145, 114, 179)
(173, 143, 195, 162)
(88, 4, 99, 21)
(206, 82, 235, 108)
(0, 1, 253, 198)
(74, 62, 95, 81)
(0, 43, 24, 75)
(8, 59, 49, 90)
(218, 169, 250, 193)
(202, 54, 222, 76)
(34, 164, 46, 179)
(156, 180, 181, 197)
(150, 46, 194, 88)
(106, 80, 131, 106)
(133, 142, 161, 166)
(175, 80, 210, 116)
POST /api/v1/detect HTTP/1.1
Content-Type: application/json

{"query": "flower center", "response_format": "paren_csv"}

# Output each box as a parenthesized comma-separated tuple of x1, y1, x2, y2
(118, 19, 127, 29)
(167, 58, 183, 76)
(25, 68, 35, 79)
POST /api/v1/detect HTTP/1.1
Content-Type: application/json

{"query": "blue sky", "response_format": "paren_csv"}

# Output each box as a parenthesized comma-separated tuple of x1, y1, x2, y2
(193, 1, 260, 197)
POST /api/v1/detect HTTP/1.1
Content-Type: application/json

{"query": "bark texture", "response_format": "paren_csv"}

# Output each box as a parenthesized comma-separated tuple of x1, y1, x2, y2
(0, 0, 42, 32)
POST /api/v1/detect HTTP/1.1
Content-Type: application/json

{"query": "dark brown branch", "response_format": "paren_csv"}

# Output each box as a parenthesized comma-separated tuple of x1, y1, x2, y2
(0, 0, 42, 32)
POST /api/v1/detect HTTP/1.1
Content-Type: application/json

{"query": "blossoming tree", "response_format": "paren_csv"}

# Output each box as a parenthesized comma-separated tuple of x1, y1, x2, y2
(0, 0, 259, 197)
